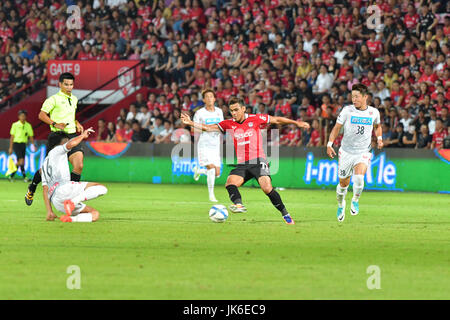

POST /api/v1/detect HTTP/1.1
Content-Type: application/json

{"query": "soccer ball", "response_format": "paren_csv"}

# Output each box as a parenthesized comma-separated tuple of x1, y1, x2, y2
(209, 205, 229, 223)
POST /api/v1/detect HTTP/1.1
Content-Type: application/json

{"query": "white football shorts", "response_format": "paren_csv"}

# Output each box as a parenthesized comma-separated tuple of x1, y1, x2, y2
(338, 148, 372, 179)
(51, 181, 88, 215)
(198, 146, 221, 167)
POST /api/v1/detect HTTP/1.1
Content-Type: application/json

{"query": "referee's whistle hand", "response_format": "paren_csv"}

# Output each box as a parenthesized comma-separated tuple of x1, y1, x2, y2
(54, 123, 66, 130)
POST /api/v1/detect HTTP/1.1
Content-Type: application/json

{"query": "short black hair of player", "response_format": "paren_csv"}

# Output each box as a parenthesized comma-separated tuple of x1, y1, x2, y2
(228, 96, 245, 107)
(46, 131, 70, 155)
(59, 72, 75, 83)
(352, 84, 369, 96)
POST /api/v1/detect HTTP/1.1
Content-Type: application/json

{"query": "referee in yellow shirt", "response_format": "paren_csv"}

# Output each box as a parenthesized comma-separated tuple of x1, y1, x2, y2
(25, 72, 85, 205)
(8, 110, 34, 182)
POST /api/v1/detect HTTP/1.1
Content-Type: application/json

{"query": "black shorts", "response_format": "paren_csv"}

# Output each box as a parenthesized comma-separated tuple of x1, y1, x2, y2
(229, 159, 271, 184)
(13, 143, 26, 159)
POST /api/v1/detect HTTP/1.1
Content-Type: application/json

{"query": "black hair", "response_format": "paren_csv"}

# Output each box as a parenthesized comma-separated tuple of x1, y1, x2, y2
(46, 131, 70, 155)
(352, 83, 369, 95)
(18, 109, 27, 116)
(59, 72, 75, 83)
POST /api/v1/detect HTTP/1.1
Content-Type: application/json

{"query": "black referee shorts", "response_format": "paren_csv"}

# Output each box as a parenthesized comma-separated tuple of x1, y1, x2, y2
(229, 158, 271, 184)
(13, 142, 26, 159)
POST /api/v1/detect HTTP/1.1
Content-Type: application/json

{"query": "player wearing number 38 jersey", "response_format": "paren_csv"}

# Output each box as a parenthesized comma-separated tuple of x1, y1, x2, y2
(327, 84, 383, 222)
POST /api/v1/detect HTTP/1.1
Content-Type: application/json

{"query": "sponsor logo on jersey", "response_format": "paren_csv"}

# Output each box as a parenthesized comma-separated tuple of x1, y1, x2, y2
(205, 117, 221, 125)
(234, 131, 254, 140)
(350, 116, 373, 125)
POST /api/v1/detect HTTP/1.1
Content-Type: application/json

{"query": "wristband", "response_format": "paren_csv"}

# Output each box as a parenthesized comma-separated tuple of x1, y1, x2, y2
(52, 122, 56, 126)
(327, 141, 333, 147)
(377, 136, 382, 141)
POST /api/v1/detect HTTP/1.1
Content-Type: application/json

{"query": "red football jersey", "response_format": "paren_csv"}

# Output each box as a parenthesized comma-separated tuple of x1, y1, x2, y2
(217, 114, 270, 163)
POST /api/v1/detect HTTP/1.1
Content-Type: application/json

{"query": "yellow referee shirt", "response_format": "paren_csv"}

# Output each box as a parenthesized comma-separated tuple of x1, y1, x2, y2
(41, 90, 78, 134)
(10, 120, 34, 143)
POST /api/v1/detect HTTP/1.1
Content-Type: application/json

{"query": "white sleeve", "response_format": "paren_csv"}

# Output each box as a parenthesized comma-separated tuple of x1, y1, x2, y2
(52, 143, 70, 156)
(336, 107, 349, 125)
(193, 110, 200, 124)
(374, 109, 381, 125)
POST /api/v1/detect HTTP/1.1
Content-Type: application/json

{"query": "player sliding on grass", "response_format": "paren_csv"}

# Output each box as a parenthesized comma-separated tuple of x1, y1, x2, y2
(181, 97, 310, 225)
(42, 129, 107, 222)
(327, 84, 383, 222)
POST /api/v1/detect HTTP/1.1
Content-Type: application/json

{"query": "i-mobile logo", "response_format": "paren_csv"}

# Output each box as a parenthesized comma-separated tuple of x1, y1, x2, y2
(350, 116, 373, 125)
(303, 152, 399, 190)
(234, 131, 254, 140)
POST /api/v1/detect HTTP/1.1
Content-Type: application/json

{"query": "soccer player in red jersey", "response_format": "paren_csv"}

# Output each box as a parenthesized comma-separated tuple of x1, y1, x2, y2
(181, 97, 310, 225)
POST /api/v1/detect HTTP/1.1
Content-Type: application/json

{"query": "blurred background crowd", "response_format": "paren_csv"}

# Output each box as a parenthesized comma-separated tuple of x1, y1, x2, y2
(0, 0, 448, 149)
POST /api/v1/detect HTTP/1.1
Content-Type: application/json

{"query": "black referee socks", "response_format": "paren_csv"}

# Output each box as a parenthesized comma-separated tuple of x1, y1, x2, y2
(226, 185, 242, 204)
(29, 170, 42, 193)
(71, 172, 81, 182)
(266, 188, 289, 216)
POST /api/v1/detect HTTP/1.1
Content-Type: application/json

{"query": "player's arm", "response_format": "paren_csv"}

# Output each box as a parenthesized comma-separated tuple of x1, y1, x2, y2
(375, 123, 383, 149)
(42, 184, 57, 221)
(66, 128, 95, 150)
(181, 112, 221, 132)
(270, 116, 310, 129)
(326, 122, 342, 158)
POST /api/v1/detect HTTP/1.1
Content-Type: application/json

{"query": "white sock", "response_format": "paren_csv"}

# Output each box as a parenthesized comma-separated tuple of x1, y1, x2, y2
(70, 213, 93, 222)
(352, 175, 364, 202)
(336, 184, 348, 208)
(207, 168, 215, 198)
(197, 167, 207, 175)
(71, 185, 108, 204)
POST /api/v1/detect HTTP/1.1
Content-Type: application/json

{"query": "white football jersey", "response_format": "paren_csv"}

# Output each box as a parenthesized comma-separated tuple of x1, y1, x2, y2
(193, 106, 224, 148)
(41, 143, 70, 193)
(337, 105, 380, 154)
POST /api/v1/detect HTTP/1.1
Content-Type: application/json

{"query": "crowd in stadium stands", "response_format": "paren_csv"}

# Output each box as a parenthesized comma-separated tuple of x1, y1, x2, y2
(0, 0, 449, 149)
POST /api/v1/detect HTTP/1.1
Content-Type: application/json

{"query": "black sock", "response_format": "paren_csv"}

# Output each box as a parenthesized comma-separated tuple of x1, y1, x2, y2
(266, 188, 289, 216)
(29, 170, 42, 193)
(20, 165, 26, 178)
(226, 185, 242, 204)
(71, 172, 81, 182)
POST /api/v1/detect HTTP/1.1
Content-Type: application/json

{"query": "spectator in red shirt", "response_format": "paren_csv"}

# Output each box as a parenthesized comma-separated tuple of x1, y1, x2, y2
(307, 119, 322, 147)
(431, 118, 448, 150)
(366, 31, 383, 58)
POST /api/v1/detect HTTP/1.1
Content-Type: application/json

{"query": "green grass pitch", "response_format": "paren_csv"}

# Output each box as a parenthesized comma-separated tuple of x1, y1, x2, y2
(0, 180, 449, 299)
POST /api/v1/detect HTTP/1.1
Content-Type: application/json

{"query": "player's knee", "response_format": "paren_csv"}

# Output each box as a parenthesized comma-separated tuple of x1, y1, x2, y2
(91, 210, 100, 221)
(99, 185, 108, 195)
(74, 161, 83, 172)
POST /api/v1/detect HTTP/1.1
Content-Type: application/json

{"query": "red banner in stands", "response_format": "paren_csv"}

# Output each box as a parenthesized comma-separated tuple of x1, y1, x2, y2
(46, 60, 141, 104)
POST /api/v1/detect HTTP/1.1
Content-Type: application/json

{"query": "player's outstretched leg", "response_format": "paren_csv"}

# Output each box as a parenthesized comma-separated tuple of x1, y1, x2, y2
(351, 175, 364, 215)
(259, 177, 294, 225)
(336, 182, 348, 222)
(25, 170, 42, 206)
